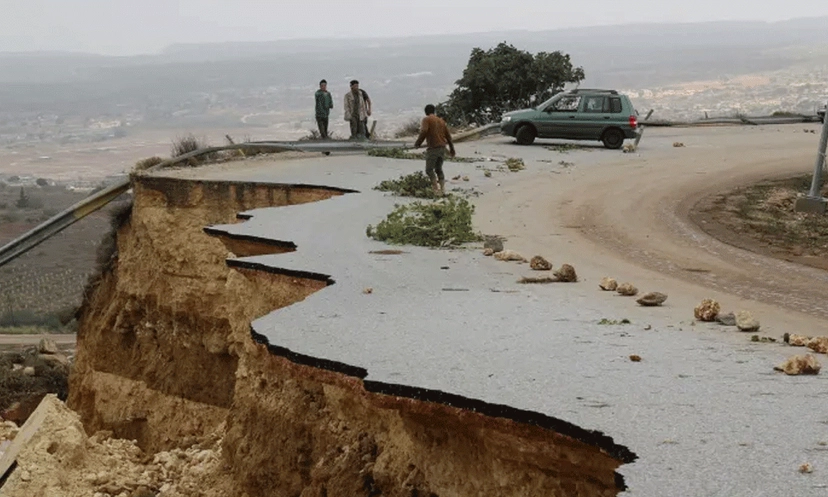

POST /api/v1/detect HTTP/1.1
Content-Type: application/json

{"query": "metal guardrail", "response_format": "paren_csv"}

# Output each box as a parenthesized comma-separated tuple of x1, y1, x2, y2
(0, 180, 131, 269)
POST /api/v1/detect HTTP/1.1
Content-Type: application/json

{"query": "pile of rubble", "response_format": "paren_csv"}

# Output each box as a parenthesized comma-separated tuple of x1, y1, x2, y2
(0, 395, 228, 497)
(0, 338, 71, 426)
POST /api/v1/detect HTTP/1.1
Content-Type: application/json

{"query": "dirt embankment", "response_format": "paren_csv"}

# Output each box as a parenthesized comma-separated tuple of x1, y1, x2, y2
(53, 175, 634, 496)
(691, 175, 828, 271)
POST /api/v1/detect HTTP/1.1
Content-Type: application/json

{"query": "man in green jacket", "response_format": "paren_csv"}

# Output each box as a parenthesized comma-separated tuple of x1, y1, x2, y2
(314, 79, 334, 139)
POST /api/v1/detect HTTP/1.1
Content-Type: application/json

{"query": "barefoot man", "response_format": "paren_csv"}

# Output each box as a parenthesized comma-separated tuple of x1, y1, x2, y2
(413, 104, 455, 195)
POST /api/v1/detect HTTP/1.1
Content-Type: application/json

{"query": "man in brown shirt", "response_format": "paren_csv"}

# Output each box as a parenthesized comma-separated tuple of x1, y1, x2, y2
(414, 104, 456, 195)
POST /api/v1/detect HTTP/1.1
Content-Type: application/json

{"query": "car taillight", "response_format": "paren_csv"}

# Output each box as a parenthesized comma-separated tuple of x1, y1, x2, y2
(629, 115, 638, 129)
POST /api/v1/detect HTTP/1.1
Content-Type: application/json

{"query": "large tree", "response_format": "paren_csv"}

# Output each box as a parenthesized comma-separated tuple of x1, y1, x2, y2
(438, 42, 585, 126)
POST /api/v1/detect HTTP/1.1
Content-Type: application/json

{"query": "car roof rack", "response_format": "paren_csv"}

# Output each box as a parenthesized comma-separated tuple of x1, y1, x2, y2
(569, 89, 619, 95)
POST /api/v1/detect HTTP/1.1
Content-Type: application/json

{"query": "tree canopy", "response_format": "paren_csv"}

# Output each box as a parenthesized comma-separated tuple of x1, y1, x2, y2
(437, 42, 585, 126)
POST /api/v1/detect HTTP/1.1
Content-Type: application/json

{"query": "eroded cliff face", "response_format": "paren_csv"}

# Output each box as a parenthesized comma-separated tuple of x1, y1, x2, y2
(67, 175, 635, 496)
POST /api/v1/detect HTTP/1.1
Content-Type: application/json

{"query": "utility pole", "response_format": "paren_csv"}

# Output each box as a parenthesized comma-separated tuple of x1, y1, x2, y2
(795, 100, 828, 214)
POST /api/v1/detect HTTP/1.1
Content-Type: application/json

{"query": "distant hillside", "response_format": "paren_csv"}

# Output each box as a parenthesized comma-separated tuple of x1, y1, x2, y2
(1, 17, 828, 130)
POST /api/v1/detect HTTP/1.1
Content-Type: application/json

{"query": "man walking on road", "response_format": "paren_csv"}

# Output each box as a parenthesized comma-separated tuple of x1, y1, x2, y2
(314, 79, 334, 139)
(344, 80, 370, 140)
(414, 104, 455, 196)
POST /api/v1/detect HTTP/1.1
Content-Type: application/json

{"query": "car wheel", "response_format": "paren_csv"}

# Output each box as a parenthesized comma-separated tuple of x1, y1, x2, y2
(515, 125, 536, 145)
(601, 128, 624, 149)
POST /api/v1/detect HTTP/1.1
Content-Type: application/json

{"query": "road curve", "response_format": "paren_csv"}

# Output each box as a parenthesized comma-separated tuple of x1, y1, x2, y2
(473, 123, 828, 334)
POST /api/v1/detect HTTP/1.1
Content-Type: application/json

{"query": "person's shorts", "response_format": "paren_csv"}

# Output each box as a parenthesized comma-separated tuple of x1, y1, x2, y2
(425, 147, 446, 180)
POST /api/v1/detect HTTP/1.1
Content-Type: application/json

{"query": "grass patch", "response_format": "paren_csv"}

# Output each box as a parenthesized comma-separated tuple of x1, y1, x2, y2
(598, 318, 631, 325)
(505, 158, 525, 172)
(366, 196, 482, 247)
(374, 171, 438, 198)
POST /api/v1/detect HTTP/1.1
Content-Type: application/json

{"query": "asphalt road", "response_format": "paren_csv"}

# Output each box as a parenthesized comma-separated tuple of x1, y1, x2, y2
(157, 124, 828, 496)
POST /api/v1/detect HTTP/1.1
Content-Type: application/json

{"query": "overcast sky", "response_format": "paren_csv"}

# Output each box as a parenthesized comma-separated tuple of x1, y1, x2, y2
(2, 0, 828, 55)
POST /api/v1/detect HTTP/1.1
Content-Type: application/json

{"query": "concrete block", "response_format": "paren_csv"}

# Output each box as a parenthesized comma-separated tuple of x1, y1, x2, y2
(794, 196, 828, 214)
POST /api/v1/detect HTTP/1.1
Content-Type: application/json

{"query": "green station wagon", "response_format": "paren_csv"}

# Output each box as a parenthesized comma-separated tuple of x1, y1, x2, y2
(499, 89, 639, 149)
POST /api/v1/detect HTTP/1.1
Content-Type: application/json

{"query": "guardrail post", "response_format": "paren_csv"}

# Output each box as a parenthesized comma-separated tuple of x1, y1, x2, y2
(795, 100, 828, 214)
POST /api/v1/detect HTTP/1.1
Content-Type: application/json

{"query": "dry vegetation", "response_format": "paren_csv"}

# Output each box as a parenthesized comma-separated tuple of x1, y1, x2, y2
(693, 175, 828, 267)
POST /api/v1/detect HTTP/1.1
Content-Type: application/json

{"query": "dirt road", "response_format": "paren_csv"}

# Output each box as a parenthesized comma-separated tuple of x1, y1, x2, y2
(0, 334, 75, 350)
(474, 123, 828, 333)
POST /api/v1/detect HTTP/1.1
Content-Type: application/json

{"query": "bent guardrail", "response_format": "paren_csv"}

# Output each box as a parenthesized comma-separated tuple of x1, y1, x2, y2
(0, 129, 498, 268)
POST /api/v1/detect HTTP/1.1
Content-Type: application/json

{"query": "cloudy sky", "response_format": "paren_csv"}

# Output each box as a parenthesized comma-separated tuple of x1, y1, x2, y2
(2, 0, 828, 55)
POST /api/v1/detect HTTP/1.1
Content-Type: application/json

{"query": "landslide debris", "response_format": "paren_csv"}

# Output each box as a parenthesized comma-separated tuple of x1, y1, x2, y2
(637, 292, 668, 307)
(530, 255, 552, 271)
(774, 354, 822, 376)
(0, 395, 231, 497)
(0, 344, 70, 425)
(616, 283, 638, 296)
(599, 277, 618, 291)
(366, 196, 482, 247)
(694, 299, 721, 322)
(495, 249, 528, 262)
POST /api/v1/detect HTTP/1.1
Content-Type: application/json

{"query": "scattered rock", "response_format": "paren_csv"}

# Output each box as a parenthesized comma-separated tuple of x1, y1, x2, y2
(784, 333, 811, 346)
(40, 354, 70, 368)
(462, 176, 470, 182)
(673, 142, 685, 147)
(484, 170, 492, 178)
(482, 248, 494, 256)
(637, 292, 668, 307)
(452, 175, 461, 180)
(132, 486, 156, 497)
(644, 325, 652, 331)
(22, 367, 35, 377)
(774, 354, 822, 375)
(553, 264, 577, 283)
(362, 288, 373, 295)
(735, 311, 760, 332)
(529, 256, 552, 271)
(494, 250, 527, 262)
(19, 470, 31, 482)
(694, 299, 720, 322)
(622, 143, 636, 153)
(629, 355, 642, 362)
(807, 337, 828, 354)
(38, 338, 59, 355)
(483, 236, 504, 253)
(599, 277, 618, 291)
(716, 312, 737, 326)
(616, 283, 638, 296)
(517, 276, 556, 284)
(800, 463, 814, 474)
(751, 335, 777, 343)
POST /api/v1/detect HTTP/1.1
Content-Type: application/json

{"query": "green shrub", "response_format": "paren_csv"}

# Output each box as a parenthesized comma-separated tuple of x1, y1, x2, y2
(366, 196, 482, 247)
(374, 171, 437, 198)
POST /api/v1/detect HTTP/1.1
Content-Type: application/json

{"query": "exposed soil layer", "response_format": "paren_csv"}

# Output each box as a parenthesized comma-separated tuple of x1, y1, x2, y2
(65, 174, 633, 496)
(68, 177, 340, 453)
(690, 175, 828, 271)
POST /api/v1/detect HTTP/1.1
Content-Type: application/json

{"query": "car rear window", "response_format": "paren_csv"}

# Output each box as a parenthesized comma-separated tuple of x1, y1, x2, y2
(608, 97, 622, 113)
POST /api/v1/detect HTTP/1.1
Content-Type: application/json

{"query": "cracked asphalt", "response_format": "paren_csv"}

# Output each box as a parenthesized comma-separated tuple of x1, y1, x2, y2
(157, 124, 828, 496)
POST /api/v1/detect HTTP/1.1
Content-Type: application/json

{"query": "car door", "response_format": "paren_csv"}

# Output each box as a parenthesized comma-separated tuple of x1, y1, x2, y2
(574, 95, 608, 139)
(539, 95, 581, 139)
